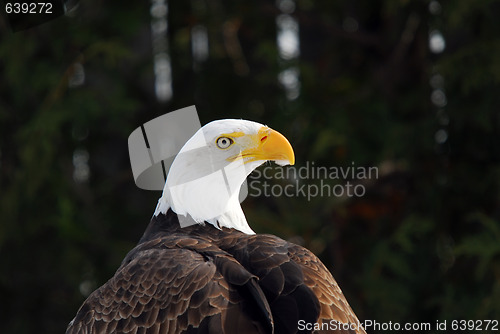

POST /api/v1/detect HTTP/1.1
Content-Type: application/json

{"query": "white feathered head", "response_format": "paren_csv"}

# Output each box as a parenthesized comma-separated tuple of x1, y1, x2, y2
(154, 119, 295, 234)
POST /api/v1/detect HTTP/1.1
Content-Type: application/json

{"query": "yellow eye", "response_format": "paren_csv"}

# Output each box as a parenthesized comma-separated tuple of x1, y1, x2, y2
(216, 137, 234, 149)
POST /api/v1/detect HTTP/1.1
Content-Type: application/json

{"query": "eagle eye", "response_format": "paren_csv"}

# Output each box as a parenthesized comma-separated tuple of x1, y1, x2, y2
(216, 136, 234, 149)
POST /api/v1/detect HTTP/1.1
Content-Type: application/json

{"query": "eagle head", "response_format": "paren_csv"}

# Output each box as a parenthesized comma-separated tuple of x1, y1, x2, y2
(154, 119, 294, 234)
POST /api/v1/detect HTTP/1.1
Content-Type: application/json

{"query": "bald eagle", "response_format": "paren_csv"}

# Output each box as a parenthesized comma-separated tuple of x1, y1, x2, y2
(67, 120, 366, 334)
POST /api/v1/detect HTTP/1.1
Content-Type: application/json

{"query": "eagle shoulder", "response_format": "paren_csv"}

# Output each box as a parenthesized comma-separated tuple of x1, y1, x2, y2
(66, 235, 273, 334)
(217, 232, 365, 334)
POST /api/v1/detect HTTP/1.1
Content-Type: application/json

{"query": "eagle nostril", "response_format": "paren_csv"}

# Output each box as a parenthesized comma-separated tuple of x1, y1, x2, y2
(261, 135, 268, 143)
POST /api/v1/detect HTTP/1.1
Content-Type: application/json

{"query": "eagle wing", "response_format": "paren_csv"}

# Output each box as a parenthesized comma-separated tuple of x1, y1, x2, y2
(219, 233, 365, 334)
(288, 243, 366, 334)
(66, 237, 273, 334)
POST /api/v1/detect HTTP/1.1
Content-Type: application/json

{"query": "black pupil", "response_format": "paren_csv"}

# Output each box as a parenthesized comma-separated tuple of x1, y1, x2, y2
(220, 138, 228, 147)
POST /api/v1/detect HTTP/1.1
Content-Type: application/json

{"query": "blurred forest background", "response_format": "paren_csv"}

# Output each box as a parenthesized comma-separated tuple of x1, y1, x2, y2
(1, 0, 499, 333)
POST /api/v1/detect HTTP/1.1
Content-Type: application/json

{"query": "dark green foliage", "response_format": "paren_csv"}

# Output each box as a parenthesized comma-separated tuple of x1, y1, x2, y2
(0, 0, 498, 333)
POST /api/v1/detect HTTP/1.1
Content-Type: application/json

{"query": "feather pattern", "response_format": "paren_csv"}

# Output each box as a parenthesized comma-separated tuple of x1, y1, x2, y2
(67, 211, 365, 334)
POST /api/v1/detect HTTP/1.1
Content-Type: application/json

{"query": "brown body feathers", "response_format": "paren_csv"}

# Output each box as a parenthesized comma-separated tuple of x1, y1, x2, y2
(67, 210, 365, 334)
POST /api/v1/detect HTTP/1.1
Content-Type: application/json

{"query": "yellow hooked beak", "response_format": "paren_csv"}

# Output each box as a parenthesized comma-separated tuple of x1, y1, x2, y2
(229, 127, 295, 166)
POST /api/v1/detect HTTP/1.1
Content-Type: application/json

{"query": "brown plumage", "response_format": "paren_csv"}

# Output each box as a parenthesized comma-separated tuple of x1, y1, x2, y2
(67, 210, 365, 334)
